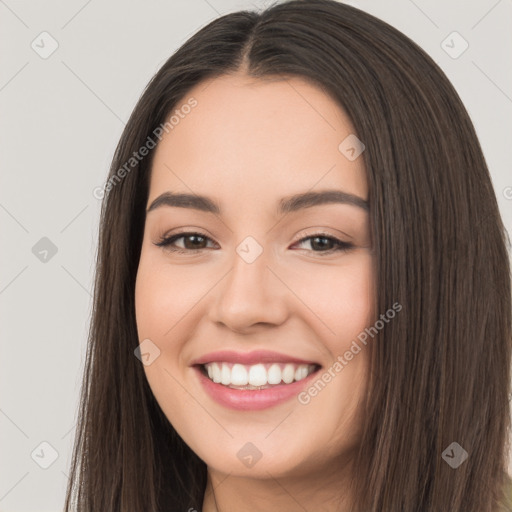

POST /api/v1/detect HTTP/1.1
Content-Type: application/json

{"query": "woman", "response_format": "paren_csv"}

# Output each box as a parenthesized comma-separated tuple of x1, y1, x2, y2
(64, 0, 512, 510)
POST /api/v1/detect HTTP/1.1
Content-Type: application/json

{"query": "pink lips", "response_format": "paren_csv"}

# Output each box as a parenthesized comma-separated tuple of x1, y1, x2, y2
(190, 350, 321, 411)
(190, 349, 319, 366)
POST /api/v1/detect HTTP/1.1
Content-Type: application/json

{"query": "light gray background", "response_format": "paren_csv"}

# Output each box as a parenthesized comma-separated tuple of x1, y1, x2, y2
(1, 1, 511, 510)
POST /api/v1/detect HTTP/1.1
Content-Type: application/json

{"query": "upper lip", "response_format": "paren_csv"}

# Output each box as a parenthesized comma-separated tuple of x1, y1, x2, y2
(190, 350, 321, 367)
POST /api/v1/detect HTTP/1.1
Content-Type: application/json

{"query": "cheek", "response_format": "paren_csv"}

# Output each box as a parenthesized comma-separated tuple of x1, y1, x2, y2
(134, 268, 167, 339)
(134, 258, 190, 418)
(134, 252, 204, 339)
(290, 254, 375, 343)
(332, 259, 374, 332)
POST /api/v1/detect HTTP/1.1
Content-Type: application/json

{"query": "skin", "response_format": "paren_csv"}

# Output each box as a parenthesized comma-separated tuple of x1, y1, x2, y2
(134, 72, 375, 512)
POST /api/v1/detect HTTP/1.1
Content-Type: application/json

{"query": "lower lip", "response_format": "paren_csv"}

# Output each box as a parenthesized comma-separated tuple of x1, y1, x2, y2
(194, 366, 320, 411)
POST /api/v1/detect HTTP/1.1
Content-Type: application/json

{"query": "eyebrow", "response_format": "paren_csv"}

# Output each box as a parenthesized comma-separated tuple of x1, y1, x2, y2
(146, 189, 369, 215)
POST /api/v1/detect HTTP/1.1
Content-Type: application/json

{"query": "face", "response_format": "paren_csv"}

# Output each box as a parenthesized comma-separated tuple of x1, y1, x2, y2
(135, 73, 374, 480)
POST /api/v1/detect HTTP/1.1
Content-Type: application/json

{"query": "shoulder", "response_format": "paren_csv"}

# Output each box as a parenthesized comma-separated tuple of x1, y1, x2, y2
(498, 474, 512, 512)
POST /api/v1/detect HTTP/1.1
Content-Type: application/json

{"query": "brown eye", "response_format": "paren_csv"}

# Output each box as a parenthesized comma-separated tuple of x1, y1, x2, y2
(154, 232, 216, 253)
(292, 234, 354, 255)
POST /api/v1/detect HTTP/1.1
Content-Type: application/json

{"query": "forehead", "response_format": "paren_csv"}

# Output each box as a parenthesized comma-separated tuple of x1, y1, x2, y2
(148, 73, 367, 211)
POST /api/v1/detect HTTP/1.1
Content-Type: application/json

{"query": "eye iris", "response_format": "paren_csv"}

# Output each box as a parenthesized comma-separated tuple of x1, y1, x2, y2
(184, 234, 206, 249)
(311, 236, 333, 251)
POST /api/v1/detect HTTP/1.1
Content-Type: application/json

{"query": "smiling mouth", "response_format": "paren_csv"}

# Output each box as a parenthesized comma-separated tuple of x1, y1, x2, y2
(198, 362, 322, 390)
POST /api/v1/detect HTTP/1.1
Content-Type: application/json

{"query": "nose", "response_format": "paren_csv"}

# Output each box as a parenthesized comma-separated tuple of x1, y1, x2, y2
(208, 246, 289, 333)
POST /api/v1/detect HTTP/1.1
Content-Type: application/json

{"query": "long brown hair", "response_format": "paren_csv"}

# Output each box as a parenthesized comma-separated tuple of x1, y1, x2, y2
(64, 1, 512, 510)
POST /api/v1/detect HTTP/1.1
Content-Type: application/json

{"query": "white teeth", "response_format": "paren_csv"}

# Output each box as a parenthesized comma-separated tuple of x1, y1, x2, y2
(231, 364, 248, 386)
(211, 362, 221, 383)
(282, 364, 295, 384)
(248, 364, 267, 386)
(267, 364, 282, 385)
(294, 365, 309, 381)
(221, 364, 231, 385)
(203, 362, 317, 388)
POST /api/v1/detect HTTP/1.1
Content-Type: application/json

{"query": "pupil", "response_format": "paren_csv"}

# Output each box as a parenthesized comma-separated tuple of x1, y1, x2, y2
(186, 235, 204, 249)
(312, 236, 331, 250)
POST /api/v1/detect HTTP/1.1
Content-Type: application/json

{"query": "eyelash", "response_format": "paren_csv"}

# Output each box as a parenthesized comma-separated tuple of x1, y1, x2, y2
(154, 231, 354, 256)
